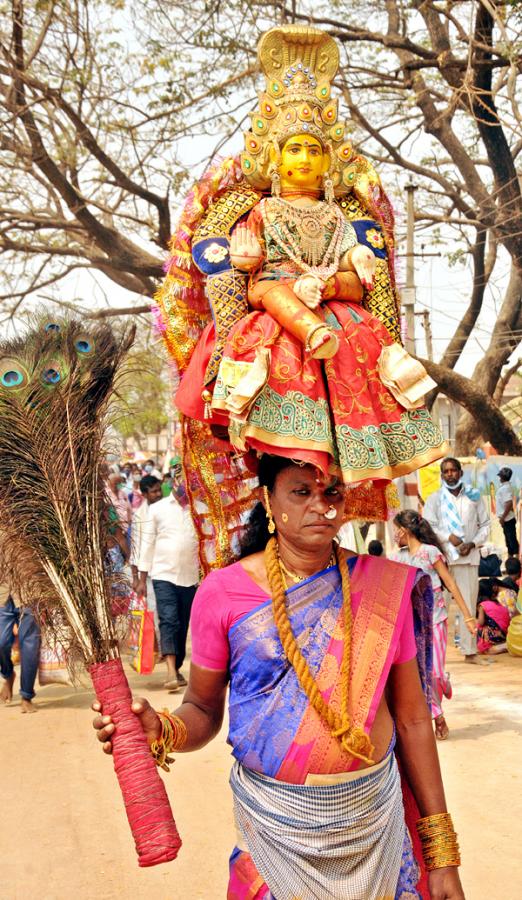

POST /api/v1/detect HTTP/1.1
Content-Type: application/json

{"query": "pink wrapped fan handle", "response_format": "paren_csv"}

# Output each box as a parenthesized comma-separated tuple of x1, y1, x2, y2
(89, 658, 181, 866)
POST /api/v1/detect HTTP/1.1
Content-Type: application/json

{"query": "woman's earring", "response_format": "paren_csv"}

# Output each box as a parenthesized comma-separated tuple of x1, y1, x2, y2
(263, 486, 276, 534)
(270, 168, 281, 198)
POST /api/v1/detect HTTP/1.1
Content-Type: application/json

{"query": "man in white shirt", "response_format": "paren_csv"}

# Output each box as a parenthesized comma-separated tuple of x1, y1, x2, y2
(137, 472, 199, 691)
(130, 474, 163, 637)
(496, 467, 519, 557)
(424, 456, 490, 663)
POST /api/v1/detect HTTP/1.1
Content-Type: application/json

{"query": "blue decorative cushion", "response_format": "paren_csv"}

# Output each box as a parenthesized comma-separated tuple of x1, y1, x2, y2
(351, 219, 388, 259)
(192, 237, 231, 274)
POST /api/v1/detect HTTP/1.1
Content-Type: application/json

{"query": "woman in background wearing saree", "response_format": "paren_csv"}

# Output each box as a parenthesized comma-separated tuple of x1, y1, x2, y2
(93, 455, 464, 900)
(390, 510, 478, 742)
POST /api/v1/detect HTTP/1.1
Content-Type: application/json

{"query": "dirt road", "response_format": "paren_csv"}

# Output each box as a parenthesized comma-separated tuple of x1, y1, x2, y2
(2, 644, 520, 899)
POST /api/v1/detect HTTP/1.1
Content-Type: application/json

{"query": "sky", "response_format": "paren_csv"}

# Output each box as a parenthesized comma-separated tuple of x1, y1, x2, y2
(19, 0, 514, 385)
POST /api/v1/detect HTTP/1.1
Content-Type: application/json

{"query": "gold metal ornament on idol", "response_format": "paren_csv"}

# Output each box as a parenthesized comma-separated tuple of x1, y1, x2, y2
(240, 24, 355, 193)
(262, 196, 348, 280)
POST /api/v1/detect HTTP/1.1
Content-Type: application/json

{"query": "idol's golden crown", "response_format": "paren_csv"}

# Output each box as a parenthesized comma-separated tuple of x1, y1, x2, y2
(241, 25, 355, 192)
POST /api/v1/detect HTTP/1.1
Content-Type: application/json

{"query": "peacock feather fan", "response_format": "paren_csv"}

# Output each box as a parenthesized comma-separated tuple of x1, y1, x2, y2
(0, 316, 185, 866)
(0, 316, 135, 663)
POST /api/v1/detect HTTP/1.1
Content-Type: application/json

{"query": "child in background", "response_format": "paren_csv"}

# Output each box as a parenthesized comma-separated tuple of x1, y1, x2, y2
(502, 556, 521, 592)
(476, 579, 511, 655)
(367, 539, 384, 557)
(391, 509, 478, 741)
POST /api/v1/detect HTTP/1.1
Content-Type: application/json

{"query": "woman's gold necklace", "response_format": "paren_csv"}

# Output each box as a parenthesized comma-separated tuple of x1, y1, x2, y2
(279, 553, 336, 589)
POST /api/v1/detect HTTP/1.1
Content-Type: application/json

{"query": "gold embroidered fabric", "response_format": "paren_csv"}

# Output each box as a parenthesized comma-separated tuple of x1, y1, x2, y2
(203, 270, 249, 385)
(337, 195, 401, 342)
(193, 184, 260, 244)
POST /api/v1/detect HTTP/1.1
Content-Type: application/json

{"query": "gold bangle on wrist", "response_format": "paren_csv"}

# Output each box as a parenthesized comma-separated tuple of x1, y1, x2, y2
(150, 710, 188, 772)
(416, 813, 461, 871)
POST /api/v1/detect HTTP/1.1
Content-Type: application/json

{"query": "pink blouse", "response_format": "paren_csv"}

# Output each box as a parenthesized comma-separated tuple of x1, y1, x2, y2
(190, 558, 417, 670)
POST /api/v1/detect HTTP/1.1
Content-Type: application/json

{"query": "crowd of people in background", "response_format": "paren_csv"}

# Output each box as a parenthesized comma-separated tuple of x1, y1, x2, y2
(389, 458, 522, 741)
(2, 453, 522, 713)
(104, 455, 199, 692)
(100, 453, 522, 728)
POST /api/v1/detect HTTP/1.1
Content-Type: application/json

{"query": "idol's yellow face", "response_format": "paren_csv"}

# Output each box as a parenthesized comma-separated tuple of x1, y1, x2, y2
(278, 134, 328, 192)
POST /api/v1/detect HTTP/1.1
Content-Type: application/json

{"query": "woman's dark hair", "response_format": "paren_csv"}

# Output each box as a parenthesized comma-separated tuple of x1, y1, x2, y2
(478, 577, 504, 603)
(394, 509, 446, 559)
(239, 455, 299, 558)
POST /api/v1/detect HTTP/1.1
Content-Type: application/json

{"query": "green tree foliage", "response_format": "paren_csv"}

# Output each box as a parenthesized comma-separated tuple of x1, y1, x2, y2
(112, 341, 170, 446)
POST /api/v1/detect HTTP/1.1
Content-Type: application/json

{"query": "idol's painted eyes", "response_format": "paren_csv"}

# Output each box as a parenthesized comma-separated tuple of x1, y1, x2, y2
(286, 144, 322, 156)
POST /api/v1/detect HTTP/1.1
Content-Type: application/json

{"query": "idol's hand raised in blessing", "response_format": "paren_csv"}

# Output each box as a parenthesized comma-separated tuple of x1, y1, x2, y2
(428, 866, 465, 899)
(92, 697, 162, 754)
(229, 224, 264, 270)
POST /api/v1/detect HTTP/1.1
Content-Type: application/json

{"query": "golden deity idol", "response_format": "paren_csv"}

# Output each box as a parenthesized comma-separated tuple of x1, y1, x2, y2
(155, 24, 446, 568)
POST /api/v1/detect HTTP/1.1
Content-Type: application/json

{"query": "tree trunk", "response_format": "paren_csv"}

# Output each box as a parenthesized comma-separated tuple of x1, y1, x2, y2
(453, 266, 522, 452)
(419, 357, 522, 456)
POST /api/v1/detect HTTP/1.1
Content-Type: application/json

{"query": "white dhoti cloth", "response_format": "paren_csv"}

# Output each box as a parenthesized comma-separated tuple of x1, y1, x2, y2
(230, 752, 415, 900)
(448, 564, 479, 656)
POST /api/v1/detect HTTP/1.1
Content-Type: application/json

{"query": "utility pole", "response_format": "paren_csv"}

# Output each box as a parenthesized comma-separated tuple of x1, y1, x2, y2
(403, 182, 417, 354)
(422, 309, 434, 361)
(401, 182, 420, 516)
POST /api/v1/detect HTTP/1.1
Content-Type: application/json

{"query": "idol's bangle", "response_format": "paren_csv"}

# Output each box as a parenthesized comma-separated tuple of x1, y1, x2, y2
(150, 710, 188, 772)
(304, 323, 329, 353)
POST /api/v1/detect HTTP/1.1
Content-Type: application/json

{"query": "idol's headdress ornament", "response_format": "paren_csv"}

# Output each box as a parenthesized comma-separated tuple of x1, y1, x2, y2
(241, 25, 355, 192)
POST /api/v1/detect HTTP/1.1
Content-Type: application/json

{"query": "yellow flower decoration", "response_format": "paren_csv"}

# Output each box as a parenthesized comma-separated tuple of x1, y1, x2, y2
(365, 228, 385, 250)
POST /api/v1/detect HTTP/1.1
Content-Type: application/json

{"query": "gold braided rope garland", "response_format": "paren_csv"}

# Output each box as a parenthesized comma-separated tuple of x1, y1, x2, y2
(264, 536, 375, 764)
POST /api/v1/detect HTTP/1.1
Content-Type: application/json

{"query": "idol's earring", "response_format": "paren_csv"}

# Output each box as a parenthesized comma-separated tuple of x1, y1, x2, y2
(324, 175, 335, 204)
(263, 485, 276, 534)
(270, 167, 281, 198)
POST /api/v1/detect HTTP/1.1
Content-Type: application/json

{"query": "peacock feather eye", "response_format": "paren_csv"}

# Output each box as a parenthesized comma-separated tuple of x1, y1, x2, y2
(44, 323, 61, 333)
(74, 334, 94, 355)
(42, 367, 61, 385)
(39, 356, 68, 387)
(2, 369, 24, 387)
(0, 358, 29, 390)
